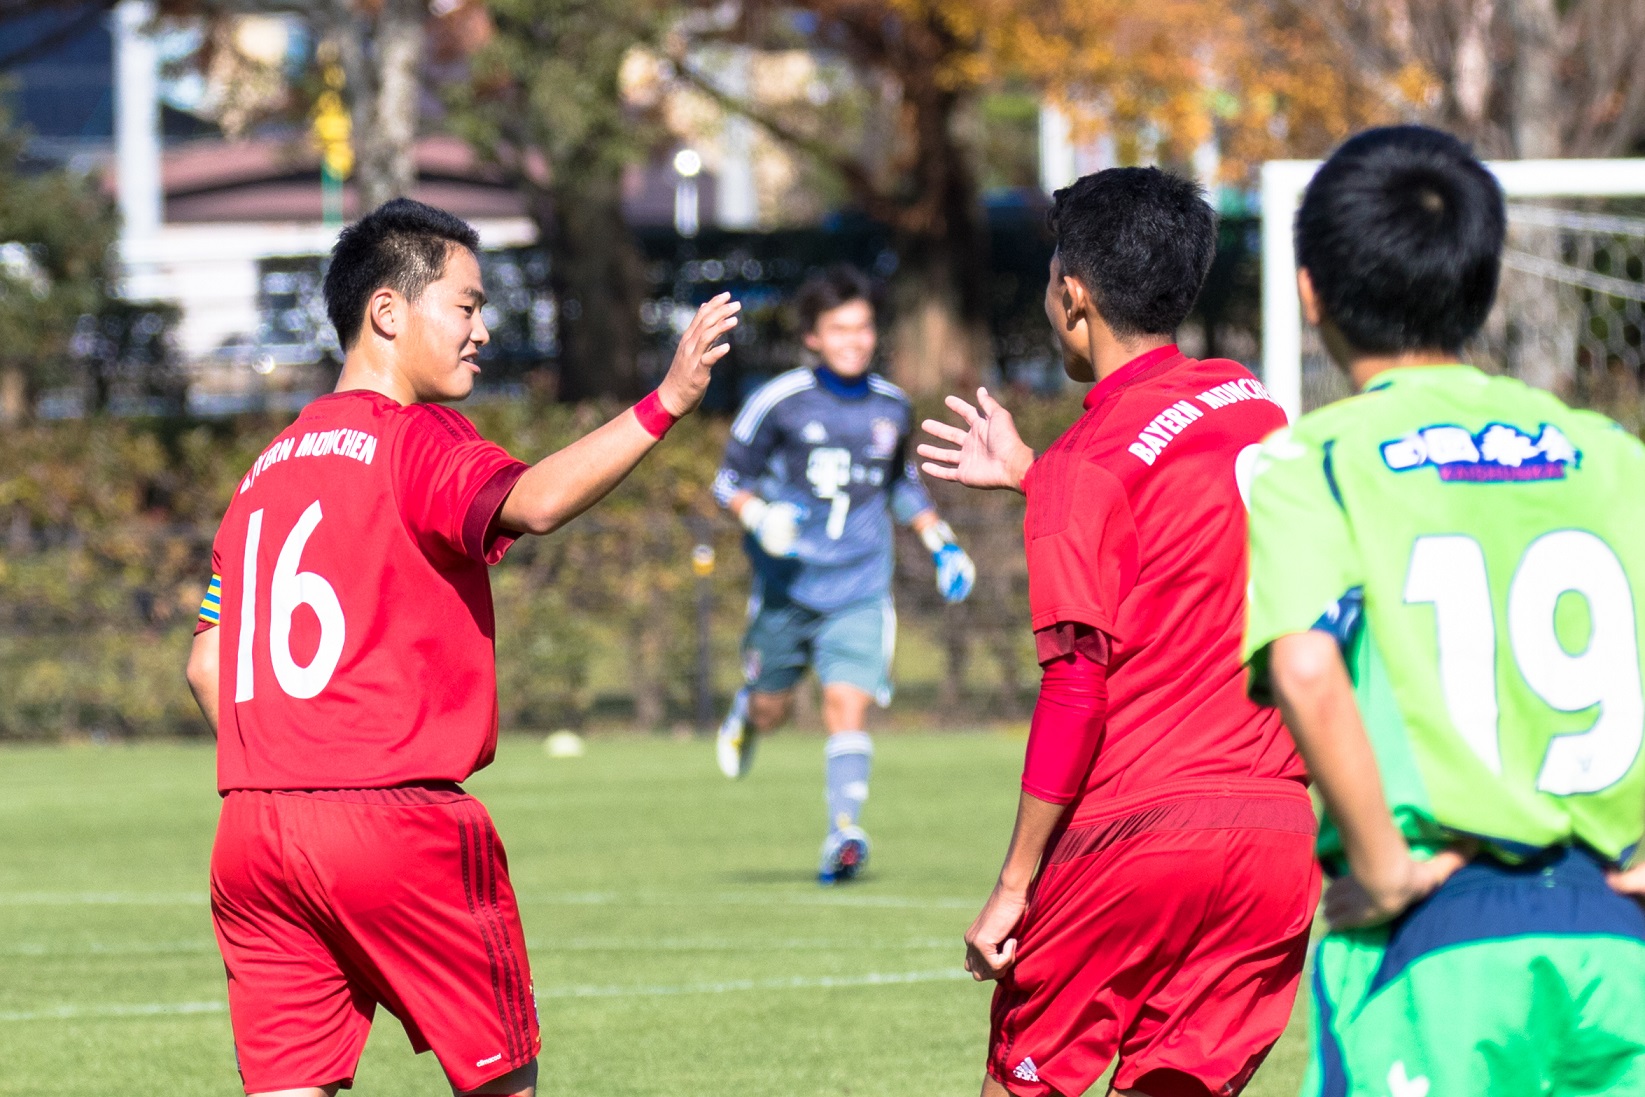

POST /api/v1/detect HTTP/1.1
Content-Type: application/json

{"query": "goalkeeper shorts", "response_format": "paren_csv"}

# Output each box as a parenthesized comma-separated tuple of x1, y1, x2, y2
(742, 594, 894, 704)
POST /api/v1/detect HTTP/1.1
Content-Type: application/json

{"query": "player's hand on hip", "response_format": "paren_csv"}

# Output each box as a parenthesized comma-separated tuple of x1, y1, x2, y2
(657, 292, 741, 417)
(1607, 861, 1645, 901)
(964, 882, 1027, 981)
(1324, 847, 1470, 929)
(919, 388, 1035, 493)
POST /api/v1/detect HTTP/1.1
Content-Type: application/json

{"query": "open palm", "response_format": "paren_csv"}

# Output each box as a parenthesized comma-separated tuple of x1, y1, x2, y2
(918, 388, 1035, 492)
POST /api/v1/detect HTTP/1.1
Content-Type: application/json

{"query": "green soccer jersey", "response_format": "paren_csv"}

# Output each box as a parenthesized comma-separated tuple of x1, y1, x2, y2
(1244, 363, 1645, 866)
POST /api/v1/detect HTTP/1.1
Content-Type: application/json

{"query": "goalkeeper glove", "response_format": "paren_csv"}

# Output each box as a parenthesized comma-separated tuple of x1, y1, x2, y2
(739, 498, 802, 558)
(921, 520, 975, 603)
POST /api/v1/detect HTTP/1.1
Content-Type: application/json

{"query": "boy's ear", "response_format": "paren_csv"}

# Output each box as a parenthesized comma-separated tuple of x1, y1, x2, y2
(368, 286, 402, 340)
(1061, 273, 1095, 332)
(1297, 268, 1324, 327)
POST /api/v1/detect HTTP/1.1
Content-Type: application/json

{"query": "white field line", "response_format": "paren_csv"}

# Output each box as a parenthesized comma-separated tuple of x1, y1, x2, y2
(0, 1001, 225, 1023)
(526, 936, 957, 953)
(0, 892, 208, 906)
(0, 890, 976, 910)
(524, 891, 977, 910)
(0, 940, 218, 957)
(0, 968, 971, 1022)
(1, 936, 957, 958)
(540, 968, 972, 999)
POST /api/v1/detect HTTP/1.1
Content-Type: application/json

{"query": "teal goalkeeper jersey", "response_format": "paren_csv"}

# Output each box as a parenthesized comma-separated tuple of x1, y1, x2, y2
(1244, 364, 1645, 866)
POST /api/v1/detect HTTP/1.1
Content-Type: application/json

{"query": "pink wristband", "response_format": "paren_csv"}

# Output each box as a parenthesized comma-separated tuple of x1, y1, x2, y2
(633, 390, 680, 440)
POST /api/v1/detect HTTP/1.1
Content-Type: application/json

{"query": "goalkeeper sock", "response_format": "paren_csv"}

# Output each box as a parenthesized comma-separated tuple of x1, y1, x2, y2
(824, 731, 873, 834)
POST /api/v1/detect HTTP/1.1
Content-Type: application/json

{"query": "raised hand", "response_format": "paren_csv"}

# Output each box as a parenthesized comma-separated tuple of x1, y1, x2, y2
(919, 387, 1035, 493)
(658, 293, 741, 417)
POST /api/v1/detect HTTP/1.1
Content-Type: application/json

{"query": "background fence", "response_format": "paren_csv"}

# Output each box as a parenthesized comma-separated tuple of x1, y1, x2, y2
(1299, 195, 1645, 416)
(0, 395, 1093, 741)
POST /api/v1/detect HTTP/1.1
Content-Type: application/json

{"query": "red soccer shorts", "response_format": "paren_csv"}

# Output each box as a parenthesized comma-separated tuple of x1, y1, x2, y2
(988, 779, 1320, 1097)
(210, 787, 540, 1094)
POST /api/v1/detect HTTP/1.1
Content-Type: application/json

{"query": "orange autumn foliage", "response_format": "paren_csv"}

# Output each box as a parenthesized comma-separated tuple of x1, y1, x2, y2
(864, 0, 1410, 178)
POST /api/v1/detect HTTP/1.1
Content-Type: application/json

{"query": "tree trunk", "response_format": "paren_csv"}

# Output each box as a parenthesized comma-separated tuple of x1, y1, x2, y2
(940, 623, 970, 715)
(335, 0, 422, 214)
(632, 611, 666, 728)
(887, 233, 990, 397)
(1506, 0, 1560, 160)
(0, 365, 29, 425)
(987, 629, 1023, 719)
(1501, 0, 1574, 396)
(883, 87, 990, 396)
(547, 170, 648, 402)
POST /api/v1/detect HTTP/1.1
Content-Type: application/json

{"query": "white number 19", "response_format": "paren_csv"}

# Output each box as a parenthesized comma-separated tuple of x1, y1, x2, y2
(235, 501, 347, 703)
(1405, 530, 1643, 795)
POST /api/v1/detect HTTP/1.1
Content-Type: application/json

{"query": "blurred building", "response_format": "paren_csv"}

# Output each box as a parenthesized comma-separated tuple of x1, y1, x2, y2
(3, 2, 734, 412)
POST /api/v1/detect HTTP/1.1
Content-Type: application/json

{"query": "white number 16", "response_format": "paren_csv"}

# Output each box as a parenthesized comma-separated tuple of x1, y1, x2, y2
(235, 501, 347, 702)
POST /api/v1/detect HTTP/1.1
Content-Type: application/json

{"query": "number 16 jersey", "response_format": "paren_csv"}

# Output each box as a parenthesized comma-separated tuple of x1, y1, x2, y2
(1244, 364, 1645, 866)
(203, 390, 528, 792)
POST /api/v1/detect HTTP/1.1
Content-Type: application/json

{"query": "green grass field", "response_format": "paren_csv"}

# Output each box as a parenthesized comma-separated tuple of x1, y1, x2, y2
(0, 734, 1309, 1096)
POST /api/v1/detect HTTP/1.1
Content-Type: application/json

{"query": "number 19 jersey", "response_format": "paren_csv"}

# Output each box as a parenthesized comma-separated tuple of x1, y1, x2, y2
(204, 390, 528, 792)
(1244, 364, 1645, 865)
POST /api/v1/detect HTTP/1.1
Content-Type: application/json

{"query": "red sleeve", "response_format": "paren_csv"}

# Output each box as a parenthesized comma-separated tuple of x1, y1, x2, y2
(1022, 631, 1109, 805)
(1022, 448, 1138, 636)
(394, 405, 530, 565)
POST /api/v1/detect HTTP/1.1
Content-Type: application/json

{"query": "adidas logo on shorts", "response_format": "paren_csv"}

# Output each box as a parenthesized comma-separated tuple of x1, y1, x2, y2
(1012, 1057, 1040, 1082)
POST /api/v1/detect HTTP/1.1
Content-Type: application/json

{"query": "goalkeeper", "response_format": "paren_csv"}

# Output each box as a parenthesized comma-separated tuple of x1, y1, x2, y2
(712, 264, 974, 883)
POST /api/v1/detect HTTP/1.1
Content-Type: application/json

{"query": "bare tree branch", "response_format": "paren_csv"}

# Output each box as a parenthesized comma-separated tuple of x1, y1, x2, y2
(667, 50, 903, 225)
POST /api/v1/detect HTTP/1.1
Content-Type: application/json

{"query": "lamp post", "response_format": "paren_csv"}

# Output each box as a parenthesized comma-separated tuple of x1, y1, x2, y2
(673, 148, 702, 238)
(312, 55, 353, 227)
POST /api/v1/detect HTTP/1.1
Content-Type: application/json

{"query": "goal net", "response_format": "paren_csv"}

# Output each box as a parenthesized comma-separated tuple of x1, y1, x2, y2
(1260, 159, 1645, 426)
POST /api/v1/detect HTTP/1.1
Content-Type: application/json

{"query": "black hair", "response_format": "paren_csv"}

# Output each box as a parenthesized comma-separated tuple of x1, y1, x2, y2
(323, 198, 481, 351)
(1295, 125, 1505, 355)
(793, 264, 875, 333)
(1048, 167, 1217, 338)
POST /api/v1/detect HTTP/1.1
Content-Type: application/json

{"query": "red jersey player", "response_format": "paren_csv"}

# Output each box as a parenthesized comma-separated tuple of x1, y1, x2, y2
(920, 169, 1320, 1097)
(184, 199, 739, 1097)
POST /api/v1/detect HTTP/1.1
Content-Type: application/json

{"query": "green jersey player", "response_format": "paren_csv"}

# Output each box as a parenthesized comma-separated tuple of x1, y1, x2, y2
(1244, 126, 1645, 1097)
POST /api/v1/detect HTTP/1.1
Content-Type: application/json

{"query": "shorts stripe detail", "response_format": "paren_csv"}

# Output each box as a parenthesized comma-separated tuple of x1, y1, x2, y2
(1367, 845, 1645, 996)
(479, 810, 532, 1067)
(1312, 951, 1350, 1097)
(876, 595, 896, 707)
(1048, 792, 1316, 866)
(479, 811, 529, 1070)
(458, 810, 522, 1067)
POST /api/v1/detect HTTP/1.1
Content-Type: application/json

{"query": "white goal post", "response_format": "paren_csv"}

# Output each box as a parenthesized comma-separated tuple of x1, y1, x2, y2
(1260, 158, 1645, 422)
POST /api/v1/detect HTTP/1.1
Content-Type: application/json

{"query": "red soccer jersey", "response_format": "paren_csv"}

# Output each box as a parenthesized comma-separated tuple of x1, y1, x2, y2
(1023, 346, 1302, 821)
(203, 390, 528, 791)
